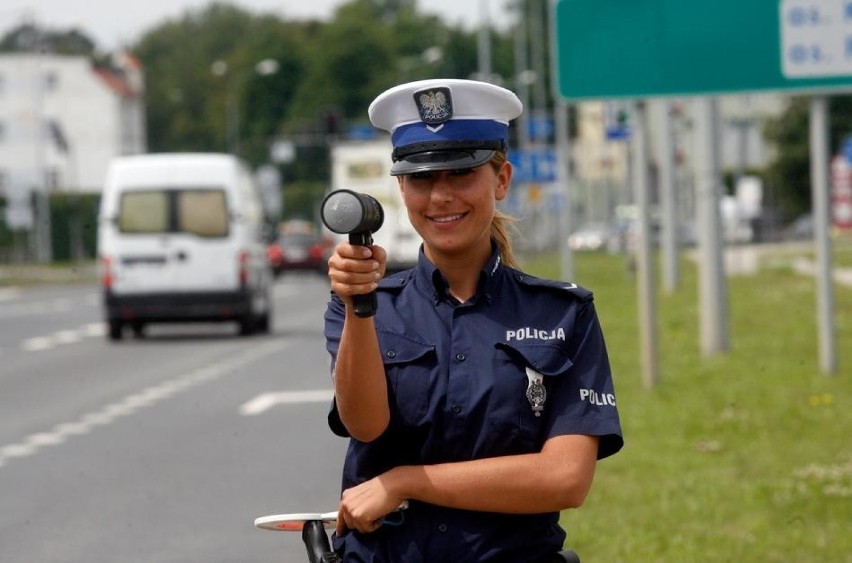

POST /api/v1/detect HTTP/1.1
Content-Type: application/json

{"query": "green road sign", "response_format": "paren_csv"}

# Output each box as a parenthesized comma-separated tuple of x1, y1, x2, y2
(554, 0, 852, 100)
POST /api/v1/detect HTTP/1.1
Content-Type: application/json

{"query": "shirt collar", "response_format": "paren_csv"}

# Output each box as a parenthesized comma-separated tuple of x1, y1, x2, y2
(414, 242, 502, 305)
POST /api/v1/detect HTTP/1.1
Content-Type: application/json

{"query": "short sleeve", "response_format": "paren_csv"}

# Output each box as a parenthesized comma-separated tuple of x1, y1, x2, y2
(543, 300, 623, 459)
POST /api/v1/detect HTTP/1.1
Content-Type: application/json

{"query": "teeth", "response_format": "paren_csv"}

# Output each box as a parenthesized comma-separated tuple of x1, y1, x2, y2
(432, 214, 463, 223)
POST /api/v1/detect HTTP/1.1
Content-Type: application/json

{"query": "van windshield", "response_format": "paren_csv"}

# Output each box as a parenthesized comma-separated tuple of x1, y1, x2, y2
(118, 189, 229, 237)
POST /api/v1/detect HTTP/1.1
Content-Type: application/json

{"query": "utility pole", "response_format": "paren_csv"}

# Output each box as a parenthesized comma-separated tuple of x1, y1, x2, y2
(30, 20, 53, 264)
(514, 1, 531, 151)
(212, 59, 279, 157)
(477, 0, 492, 81)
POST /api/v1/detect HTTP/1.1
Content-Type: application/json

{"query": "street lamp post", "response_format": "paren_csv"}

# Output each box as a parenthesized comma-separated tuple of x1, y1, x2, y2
(211, 58, 279, 156)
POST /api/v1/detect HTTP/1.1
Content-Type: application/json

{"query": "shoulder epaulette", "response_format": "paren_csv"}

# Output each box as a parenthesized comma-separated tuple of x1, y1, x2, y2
(377, 269, 412, 292)
(514, 273, 594, 301)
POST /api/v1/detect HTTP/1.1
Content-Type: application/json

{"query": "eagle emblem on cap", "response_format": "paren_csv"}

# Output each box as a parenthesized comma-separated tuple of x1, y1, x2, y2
(414, 87, 453, 127)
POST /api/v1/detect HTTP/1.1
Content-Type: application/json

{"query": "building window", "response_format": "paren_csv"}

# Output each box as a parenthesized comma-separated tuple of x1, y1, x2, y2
(45, 119, 69, 153)
(44, 71, 59, 92)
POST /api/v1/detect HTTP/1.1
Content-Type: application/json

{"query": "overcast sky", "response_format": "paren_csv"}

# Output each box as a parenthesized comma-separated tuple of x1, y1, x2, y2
(0, 0, 512, 51)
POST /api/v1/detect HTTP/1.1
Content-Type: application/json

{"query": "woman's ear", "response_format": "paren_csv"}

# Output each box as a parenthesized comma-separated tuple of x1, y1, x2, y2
(495, 160, 512, 201)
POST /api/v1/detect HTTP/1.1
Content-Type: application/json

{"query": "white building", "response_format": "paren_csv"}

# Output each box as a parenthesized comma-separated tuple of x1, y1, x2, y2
(0, 52, 146, 206)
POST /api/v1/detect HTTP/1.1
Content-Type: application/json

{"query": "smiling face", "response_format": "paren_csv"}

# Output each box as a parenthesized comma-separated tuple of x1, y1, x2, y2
(398, 157, 511, 266)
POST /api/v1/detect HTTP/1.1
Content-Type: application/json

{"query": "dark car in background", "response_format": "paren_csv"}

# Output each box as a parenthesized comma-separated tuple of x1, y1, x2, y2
(267, 230, 333, 276)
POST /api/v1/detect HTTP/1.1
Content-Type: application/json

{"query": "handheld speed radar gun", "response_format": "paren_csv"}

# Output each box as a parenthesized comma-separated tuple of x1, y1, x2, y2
(320, 189, 385, 318)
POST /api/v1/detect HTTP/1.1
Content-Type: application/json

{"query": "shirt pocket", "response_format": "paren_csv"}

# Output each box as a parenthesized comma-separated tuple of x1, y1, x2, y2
(490, 342, 574, 451)
(378, 330, 436, 426)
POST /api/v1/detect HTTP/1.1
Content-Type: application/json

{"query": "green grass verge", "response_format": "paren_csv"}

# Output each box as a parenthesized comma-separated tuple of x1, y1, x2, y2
(521, 251, 851, 563)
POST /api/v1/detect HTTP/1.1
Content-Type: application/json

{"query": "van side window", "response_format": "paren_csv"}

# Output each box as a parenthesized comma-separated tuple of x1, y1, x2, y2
(118, 189, 229, 237)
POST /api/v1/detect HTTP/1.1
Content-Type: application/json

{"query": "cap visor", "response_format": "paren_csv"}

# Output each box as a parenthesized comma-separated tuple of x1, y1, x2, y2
(390, 149, 495, 176)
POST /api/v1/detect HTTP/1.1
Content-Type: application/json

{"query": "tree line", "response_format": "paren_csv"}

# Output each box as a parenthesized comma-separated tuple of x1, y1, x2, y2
(2, 0, 847, 224)
(3, 0, 524, 221)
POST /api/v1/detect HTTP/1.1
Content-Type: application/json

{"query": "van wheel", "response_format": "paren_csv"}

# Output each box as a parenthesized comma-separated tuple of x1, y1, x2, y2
(238, 316, 255, 336)
(256, 311, 271, 334)
(108, 321, 123, 341)
(131, 323, 145, 338)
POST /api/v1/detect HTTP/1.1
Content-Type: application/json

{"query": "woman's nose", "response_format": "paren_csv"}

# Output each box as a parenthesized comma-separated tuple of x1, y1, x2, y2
(430, 173, 454, 201)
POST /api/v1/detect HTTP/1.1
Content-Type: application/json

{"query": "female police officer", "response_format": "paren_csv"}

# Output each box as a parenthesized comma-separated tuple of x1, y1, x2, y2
(324, 79, 623, 562)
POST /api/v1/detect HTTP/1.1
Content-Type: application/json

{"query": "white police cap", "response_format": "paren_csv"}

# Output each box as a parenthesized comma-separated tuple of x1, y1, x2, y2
(368, 78, 523, 176)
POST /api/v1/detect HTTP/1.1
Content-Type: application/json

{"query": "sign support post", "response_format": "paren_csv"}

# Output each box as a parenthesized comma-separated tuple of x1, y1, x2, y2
(654, 101, 680, 293)
(809, 96, 837, 374)
(693, 97, 729, 356)
(631, 101, 659, 387)
(554, 99, 574, 282)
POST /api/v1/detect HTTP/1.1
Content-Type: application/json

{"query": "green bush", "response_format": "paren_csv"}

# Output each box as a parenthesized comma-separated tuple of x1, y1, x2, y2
(49, 193, 100, 261)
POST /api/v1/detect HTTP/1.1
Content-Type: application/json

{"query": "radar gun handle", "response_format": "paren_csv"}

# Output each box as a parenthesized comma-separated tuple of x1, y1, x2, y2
(349, 231, 378, 318)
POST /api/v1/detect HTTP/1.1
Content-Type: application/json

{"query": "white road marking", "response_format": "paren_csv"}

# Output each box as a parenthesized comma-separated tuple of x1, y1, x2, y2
(0, 340, 283, 470)
(21, 337, 53, 352)
(20, 323, 105, 352)
(27, 432, 66, 447)
(54, 329, 81, 344)
(0, 443, 36, 458)
(239, 389, 334, 416)
(83, 323, 106, 337)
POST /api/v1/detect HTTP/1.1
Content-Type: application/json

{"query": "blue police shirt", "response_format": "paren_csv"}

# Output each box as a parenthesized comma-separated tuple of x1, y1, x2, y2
(324, 247, 623, 563)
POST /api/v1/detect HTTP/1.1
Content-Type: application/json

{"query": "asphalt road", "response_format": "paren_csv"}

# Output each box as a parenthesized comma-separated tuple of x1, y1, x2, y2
(0, 272, 348, 563)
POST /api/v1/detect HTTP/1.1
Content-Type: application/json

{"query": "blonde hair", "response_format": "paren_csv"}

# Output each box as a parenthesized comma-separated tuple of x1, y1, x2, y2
(489, 151, 518, 268)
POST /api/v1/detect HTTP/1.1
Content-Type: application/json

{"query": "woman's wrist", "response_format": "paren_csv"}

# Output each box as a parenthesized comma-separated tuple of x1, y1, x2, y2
(384, 465, 422, 504)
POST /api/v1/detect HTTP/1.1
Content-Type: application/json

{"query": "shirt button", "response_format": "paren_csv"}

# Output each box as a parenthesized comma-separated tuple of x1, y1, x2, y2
(386, 350, 397, 359)
(438, 524, 448, 532)
(451, 404, 461, 414)
(455, 353, 466, 362)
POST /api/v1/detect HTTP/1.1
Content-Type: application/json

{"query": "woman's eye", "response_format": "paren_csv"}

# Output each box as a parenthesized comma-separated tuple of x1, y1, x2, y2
(450, 168, 474, 176)
(410, 172, 433, 181)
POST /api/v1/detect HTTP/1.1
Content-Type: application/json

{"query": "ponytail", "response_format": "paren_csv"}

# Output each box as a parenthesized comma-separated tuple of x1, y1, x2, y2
(489, 151, 518, 269)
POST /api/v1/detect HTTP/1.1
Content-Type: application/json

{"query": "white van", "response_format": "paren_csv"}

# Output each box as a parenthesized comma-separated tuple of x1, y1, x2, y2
(329, 139, 420, 271)
(97, 153, 273, 340)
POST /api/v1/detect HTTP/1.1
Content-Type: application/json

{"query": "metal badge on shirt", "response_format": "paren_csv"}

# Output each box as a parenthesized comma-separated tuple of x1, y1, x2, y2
(525, 367, 546, 417)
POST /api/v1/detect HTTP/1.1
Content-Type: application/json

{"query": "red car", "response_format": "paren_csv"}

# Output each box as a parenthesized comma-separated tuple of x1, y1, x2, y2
(267, 232, 333, 276)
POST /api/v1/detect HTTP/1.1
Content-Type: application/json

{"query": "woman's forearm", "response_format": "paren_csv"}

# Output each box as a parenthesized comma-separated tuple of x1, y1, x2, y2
(334, 311, 390, 442)
(384, 434, 599, 513)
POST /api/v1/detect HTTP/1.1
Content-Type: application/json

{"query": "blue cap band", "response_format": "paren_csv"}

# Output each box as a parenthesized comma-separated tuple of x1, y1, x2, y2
(391, 119, 509, 151)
